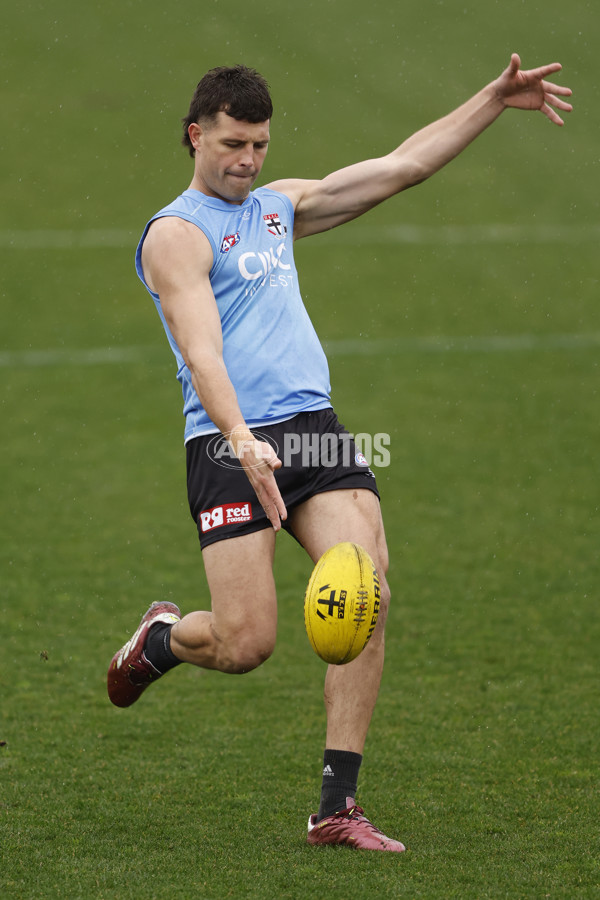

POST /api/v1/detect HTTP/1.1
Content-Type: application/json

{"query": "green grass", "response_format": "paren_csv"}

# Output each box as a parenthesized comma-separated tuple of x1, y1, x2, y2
(2, 0, 599, 897)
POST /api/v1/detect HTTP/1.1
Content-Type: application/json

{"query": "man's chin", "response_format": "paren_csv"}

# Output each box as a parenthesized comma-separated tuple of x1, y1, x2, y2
(199, 176, 255, 204)
(225, 175, 255, 200)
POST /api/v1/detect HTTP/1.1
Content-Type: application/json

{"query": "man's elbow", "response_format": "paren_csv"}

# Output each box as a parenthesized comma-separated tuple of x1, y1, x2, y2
(398, 157, 430, 190)
(386, 154, 430, 195)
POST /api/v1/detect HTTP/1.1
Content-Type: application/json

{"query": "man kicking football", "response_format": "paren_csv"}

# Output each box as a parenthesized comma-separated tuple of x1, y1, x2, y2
(108, 55, 571, 851)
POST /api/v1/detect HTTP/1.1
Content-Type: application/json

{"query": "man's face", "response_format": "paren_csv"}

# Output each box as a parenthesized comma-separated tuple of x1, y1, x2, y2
(189, 112, 270, 204)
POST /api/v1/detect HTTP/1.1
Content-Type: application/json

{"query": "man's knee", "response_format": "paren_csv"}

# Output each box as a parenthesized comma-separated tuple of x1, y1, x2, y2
(217, 633, 275, 674)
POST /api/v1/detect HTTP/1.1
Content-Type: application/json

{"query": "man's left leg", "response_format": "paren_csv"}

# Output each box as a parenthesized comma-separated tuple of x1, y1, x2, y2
(289, 488, 405, 852)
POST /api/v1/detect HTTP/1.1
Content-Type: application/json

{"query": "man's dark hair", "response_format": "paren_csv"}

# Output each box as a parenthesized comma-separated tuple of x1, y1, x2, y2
(182, 65, 273, 157)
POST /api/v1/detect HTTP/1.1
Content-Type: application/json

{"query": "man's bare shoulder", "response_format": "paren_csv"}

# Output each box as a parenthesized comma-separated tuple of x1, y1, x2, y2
(144, 216, 212, 264)
(145, 215, 210, 249)
(265, 178, 321, 208)
(142, 216, 213, 290)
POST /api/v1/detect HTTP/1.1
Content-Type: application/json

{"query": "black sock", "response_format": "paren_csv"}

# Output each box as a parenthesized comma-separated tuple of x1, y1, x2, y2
(143, 622, 182, 674)
(317, 748, 363, 821)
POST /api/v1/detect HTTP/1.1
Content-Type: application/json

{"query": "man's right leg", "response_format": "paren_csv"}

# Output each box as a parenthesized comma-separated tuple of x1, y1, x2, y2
(107, 528, 278, 706)
(169, 528, 278, 674)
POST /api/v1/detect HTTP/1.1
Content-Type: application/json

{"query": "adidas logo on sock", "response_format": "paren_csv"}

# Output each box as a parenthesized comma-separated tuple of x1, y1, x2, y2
(322, 764, 334, 777)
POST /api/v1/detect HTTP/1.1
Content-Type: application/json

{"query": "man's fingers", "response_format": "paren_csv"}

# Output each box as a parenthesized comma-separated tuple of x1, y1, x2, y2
(522, 61, 563, 82)
(262, 501, 280, 531)
(274, 495, 288, 523)
(508, 52, 521, 74)
(266, 482, 287, 524)
(536, 62, 563, 78)
(543, 79, 572, 96)
(545, 91, 573, 112)
(248, 458, 287, 528)
(540, 87, 573, 125)
(260, 489, 287, 530)
(234, 435, 287, 528)
(237, 437, 282, 470)
(540, 103, 565, 127)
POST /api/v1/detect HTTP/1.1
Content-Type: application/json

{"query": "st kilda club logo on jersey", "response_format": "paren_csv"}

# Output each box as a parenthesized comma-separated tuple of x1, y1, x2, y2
(263, 213, 287, 238)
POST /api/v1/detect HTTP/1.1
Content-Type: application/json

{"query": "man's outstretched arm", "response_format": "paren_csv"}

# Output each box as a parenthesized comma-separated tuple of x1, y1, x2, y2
(269, 54, 572, 239)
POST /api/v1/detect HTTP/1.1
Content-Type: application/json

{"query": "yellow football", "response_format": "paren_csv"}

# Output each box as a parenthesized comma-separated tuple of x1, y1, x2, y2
(304, 542, 380, 665)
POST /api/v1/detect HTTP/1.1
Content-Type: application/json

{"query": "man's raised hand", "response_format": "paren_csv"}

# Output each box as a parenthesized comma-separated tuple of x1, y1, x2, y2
(494, 53, 573, 125)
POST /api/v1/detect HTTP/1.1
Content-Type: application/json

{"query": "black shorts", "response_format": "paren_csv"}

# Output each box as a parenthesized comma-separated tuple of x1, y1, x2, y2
(186, 408, 380, 549)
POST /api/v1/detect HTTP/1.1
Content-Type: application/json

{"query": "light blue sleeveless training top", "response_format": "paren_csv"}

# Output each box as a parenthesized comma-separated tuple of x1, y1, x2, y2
(135, 186, 332, 442)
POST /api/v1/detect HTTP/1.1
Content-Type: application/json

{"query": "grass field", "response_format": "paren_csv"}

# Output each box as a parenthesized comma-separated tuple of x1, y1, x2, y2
(1, 1, 599, 897)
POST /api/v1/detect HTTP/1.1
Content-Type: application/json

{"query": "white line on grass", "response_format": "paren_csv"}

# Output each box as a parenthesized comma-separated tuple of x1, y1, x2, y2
(0, 229, 136, 249)
(0, 346, 159, 367)
(324, 333, 600, 355)
(1, 223, 599, 249)
(320, 223, 600, 245)
(1, 333, 599, 368)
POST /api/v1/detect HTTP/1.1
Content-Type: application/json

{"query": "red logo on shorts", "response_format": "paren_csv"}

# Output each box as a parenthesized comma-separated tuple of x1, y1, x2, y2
(199, 502, 253, 533)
